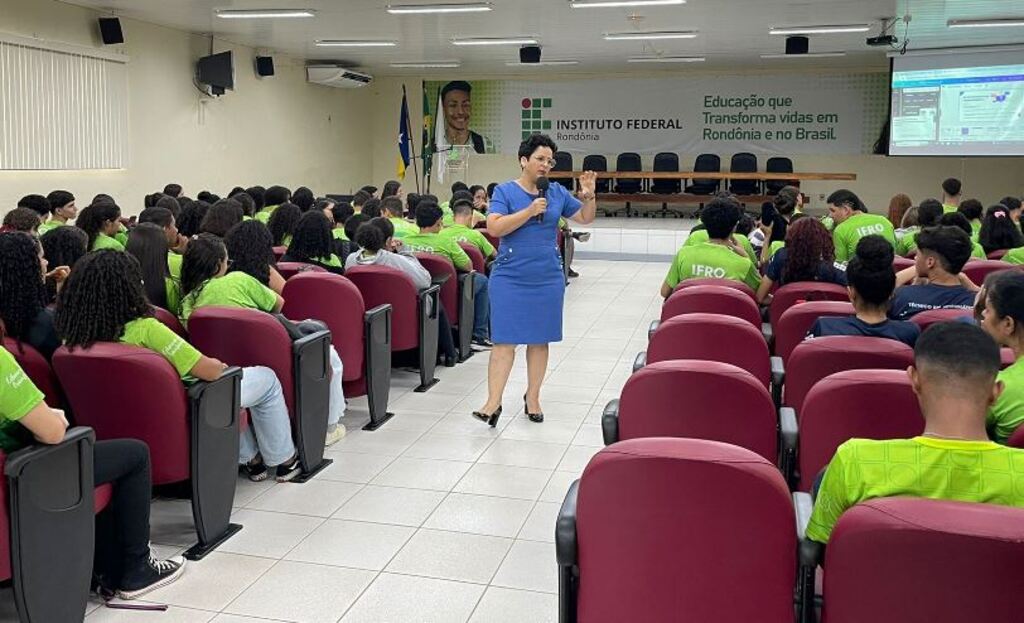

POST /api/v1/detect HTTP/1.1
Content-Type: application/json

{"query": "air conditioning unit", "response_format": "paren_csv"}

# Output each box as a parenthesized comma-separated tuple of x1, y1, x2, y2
(306, 65, 373, 88)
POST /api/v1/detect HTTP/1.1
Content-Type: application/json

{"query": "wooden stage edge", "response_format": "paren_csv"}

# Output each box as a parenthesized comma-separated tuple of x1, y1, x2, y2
(594, 193, 773, 206)
(548, 171, 856, 181)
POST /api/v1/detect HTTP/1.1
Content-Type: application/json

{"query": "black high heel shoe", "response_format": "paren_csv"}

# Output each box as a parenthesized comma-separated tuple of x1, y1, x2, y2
(523, 394, 544, 423)
(472, 405, 502, 428)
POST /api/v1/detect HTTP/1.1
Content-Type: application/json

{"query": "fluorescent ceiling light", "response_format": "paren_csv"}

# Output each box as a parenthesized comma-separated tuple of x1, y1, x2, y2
(760, 52, 847, 59)
(315, 40, 398, 47)
(387, 3, 492, 14)
(451, 37, 538, 46)
(947, 18, 1024, 28)
(769, 24, 871, 35)
(505, 60, 580, 66)
(571, 0, 686, 7)
(216, 9, 315, 19)
(627, 55, 705, 63)
(604, 30, 698, 40)
(390, 61, 462, 68)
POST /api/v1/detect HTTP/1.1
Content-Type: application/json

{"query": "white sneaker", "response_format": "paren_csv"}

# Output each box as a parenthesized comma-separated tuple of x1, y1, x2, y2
(325, 423, 347, 447)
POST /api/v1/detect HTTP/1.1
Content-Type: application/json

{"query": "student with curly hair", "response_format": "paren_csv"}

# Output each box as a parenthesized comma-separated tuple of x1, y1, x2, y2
(0, 232, 69, 358)
(280, 211, 344, 274)
(255, 185, 291, 224)
(756, 218, 846, 304)
(126, 223, 180, 315)
(233, 192, 256, 219)
(40, 225, 87, 302)
(175, 200, 210, 239)
(199, 198, 244, 238)
(223, 220, 287, 294)
(2, 207, 41, 233)
(266, 202, 301, 247)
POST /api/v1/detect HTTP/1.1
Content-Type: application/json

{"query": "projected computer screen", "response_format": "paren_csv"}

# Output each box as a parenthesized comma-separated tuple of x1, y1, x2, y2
(890, 49, 1024, 156)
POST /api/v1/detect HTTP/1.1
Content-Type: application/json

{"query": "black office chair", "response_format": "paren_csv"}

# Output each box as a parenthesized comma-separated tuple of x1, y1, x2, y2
(685, 153, 721, 197)
(584, 154, 622, 217)
(650, 152, 684, 218)
(614, 152, 644, 217)
(728, 152, 760, 197)
(553, 152, 574, 192)
(765, 157, 796, 195)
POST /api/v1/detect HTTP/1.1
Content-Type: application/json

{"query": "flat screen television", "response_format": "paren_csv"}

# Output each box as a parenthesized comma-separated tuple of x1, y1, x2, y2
(198, 51, 234, 95)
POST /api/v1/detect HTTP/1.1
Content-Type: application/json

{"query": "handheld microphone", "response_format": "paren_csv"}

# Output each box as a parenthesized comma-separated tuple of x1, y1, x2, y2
(535, 176, 550, 223)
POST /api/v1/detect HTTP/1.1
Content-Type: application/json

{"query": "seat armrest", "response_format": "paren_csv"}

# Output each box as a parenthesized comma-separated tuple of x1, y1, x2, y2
(601, 400, 620, 445)
(779, 406, 798, 482)
(632, 351, 646, 373)
(647, 320, 660, 341)
(795, 490, 825, 623)
(770, 356, 785, 387)
(555, 479, 580, 566)
(793, 492, 813, 542)
(419, 284, 442, 319)
(761, 322, 774, 348)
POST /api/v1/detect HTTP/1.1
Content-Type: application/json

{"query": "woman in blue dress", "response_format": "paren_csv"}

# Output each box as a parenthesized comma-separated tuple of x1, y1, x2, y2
(473, 134, 597, 426)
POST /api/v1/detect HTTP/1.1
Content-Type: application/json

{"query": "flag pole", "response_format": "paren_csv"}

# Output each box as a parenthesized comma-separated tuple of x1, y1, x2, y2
(403, 83, 421, 193)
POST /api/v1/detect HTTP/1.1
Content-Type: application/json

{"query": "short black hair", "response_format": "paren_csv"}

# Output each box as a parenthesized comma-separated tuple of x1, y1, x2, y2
(941, 178, 962, 197)
(369, 216, 394, 241)
(264, 185, 291, 206)
(827, 189, 865, 213)
(245, 186, 266, 211)
(233, 191, 256, 217)
(987, 272, 1024, 336)
(138, 206, 174, 229)
(917, 199, 944, 227)
(200, 199, 245, 237)
(155, 194, 182, 220)
(451, 190, 473, 205)
(416, 202, 444, 229)
(344, 213, 370, 242)
(287, 211, 334, 262)
(735, 214, 755, 237)
(699, 197, 741, 239)
(1000, 196, 1023, 212)
(915, 225, 972, 274)
(144, 193, 164, 208)
(46, 190, 74, 213)
(3, 207, 42, 232)
(382, 180, 402, 198)
(847, 235, 895, 307)
(487, 183, 498, 197)
(361, 198, 383, 219)
(360, 185, 378, 196)
(469, 185, 485, 197)
(175, 200, 209, 238)
(938, 212, 973, 237)
(407, 193, 423, 215)
(17, 194, 50, 218)
(915, 322, 999, 386)
(352, 190, 372, 207)
(196, 191, 218, 203)
(440, 80, 472, 102)
(381, 197, 404, 217)
(451, 198, 474, 217)
(959, 198, 984, 221)
(331, 202, 355, 225)
(355, 221, 386, 253)
(163, 183, 182, 197)
(450, 181, 469, 195)
(518, 134, 558, 161)
(292, 186, 315, 212)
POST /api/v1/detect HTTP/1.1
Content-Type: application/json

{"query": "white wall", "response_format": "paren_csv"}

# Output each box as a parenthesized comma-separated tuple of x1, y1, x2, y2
(0, 0, 374, 216)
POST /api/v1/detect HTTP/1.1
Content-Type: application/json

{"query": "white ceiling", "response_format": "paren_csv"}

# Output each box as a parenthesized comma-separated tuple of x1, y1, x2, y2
(62, 0, 1024, 75)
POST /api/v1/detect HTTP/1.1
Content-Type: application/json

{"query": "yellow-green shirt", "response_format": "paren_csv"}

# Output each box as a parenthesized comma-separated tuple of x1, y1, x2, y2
(0, 347, 44, 452)
(255, 204, 279, 224)
(92, 232, 125, 252)
(119, 317, 201, 379)
(168, 252, 183, 279)
(332, 228, 349, 242)
(833, 213, 896, 263)
(684, 230, 757, 264)
(665, 241, 761, 290)
(896, 228, 919, 257)
(943, 203, 959, 214)
(114, 225, 128, 247)
(402, 231, 472, 272)
(389, 217, 418, 239)
(180, 271, 278, 322)
(1005, 248, 1024, 265)
(439, 223, 496, 258)
(807, 436, 1024, 542)
(37, 220, 66, 235)
(438, 202, 455, 227)
(165, 277, 182, 316)
(989, 358, 1024, 443)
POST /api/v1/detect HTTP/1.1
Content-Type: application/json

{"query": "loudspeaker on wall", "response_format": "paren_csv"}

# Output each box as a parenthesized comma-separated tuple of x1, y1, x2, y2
(98, 18, 124, 45)
(255, 56, 275, 77)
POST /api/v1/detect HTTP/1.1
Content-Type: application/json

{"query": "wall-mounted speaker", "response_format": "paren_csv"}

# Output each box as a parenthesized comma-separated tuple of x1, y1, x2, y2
(255, 56, 275, 77)
(98, 17, 124, 45)
(785, 36, 809, 55)
(519, 45, 541, 64)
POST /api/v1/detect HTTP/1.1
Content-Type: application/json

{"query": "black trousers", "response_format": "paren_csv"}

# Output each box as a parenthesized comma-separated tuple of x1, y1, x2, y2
(92, 439, 152, 589)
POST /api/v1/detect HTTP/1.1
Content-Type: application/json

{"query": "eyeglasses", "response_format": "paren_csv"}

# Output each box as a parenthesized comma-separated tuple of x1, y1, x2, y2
(533, 157, 557, 167)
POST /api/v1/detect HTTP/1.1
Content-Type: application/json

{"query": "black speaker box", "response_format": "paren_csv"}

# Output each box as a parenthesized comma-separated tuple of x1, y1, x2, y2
(256, 56, 275, 77)
(785, 36, 809, 55)
(98, 18, 124, 45)
(519, 45, 541, 64)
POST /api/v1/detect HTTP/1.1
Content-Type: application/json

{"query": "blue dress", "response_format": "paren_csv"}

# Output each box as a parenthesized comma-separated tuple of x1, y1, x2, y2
(488, 180, 582, 345)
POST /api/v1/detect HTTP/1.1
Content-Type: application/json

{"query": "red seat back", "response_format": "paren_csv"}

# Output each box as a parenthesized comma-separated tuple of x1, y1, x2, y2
(784, 336, 915, 419)
(414, 253, 459, 326)
(272, 246, 286, 260)
(661, 285, 761, 328)
(987, 249, 1009, 260)
(769, 282, 849, 329)
(892, 256, 914, 272)
(576, 439, 795, 623)
(52, 343, 191, 484)
(153, 306, 187, 338)
(648, 314, 770, 387)
(458, 242, 486, 274)
(824, 497, 1024, 623)
(962, 260, 1015, 286)
(345, 265, 421, 351)
(774, 301, 855, 363)
(276, 262, 327, 280)
(909, 307, 972, 331)
(619, 361, 777, 461)
(482, 231, 499, 250)
(282, 273, 365, 383)
(797, 369, 923, 491)
(2, 338, 62, 409)
(672, 277, 756, 300)
(1007, 425, 1024, 448)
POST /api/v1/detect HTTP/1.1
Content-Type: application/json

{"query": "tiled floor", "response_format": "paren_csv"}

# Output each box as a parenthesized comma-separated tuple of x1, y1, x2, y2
(2, 259, 668, 623)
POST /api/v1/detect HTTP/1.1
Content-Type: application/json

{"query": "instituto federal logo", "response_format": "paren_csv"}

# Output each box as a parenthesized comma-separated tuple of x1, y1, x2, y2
(521, 97, 553, 140)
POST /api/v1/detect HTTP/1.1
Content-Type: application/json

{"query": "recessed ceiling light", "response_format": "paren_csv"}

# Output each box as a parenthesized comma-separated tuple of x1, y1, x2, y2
(571, 0, 686, 7)
(216, 9, 315, 19)
(769, 24, 871, 35)
(315, 40, 398, 47)
(505, 60, 580, 66)
(386, 3, 492, 14)
(604, 30, 698, 40)
(451, 37, 538, 46)
(390, 61, 463, 68)
(947, 18, 1024, 28)
(760, 52, 847, 59)
(627, 55, 705, 63)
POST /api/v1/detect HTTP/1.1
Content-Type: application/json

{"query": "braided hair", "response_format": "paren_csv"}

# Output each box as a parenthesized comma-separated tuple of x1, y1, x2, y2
(76, 201, 121, 249)
(54, 250, 153, 348)
(224, 220, 274, 285)
(287, 211, 333, 262)
(180, 234, 228, 305)
(0, 232, 47, 344)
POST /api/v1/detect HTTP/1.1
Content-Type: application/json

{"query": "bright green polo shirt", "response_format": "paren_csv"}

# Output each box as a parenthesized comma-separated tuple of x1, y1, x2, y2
(389, 217, 418, 239)
(402, 231, 472, 271)
(332, 228, 349, 242)
(943, 204, 959, 214)
(1004, 248, 1024, 265)
(439, 223, 495, 258)
(92, 232, 125, 252)
(119, 317, 201, 379)
(767, 240, 785, 259)
(113, 226, 128, 247)
(438, 202, 455, 227)
(180, 271, 278, 322)
(665, 241, 761, 290)
(896, 228, 919, 257)
(684, 230, 757, 264)
(37, 220, 65, 235)
(833, 213, 896, 263)
(165, 277, 182, 316)
(0, 347, 45, 452)
(255, 204, 279, 224)
(168, 252, 183, 279)
(989, 358, 1024, 443)
(807, 436, 1024, 543)
(970, 220, 981, 242)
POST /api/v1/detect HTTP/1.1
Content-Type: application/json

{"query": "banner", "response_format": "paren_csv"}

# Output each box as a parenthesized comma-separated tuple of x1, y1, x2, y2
(425, 73, 888, 156)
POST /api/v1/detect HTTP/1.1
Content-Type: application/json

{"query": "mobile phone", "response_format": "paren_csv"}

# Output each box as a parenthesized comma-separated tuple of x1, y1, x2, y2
(760, 201, 777, 226)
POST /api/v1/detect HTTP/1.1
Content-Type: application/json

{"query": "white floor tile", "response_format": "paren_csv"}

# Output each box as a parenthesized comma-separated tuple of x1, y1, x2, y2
(429, 412, 510, 437)
(211, 614, 290, 623)
(316, 452, 396, 484)
(244, 479, 363, 517)
(144, 552, 275, 611)
(454, 463, 553, 500)
(498, 418, 581, 444)
(374, 409, 446, 433)
(539, 471, 579, 504)
(86, 605, 216, 622)
(478, 439, 569, 470)
(231, 477, 278, 509)
(492, 540, 559, 594)
(370, 457, 473, 491)
(423, 493, 535, 538)
(468, 587, 558, 623)
(518, 502, 561, 543)
(339, 573, 485, 623)
(402, 433, 494, 462)
(571, 424, 606, 448)
(285, 519, 415, 571)
(333, 484, 446, 527)
(386, 528, 513, 584)
(222, 509, 324, 559)
(328, 428, 424, 457)
(224, 561, 374, 623)
(556, 445, 602, 473)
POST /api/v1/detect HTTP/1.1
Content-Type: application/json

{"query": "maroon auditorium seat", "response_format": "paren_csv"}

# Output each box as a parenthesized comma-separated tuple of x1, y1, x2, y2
(962, 259, 1015, 285)
(272, 245, 287, 261)
(481, 231, 499, 251)
(768, 282, 849, 330)
(773, 301, 855, 364)
(458, 242, 487, 275)
(796, 369, 923, 491)
(2, 338, 63, 409)
(641, 314, 771, 388)
(892, 256, 914, 272)
(673, 277, 756, 301)
(282, 272, 393, 430)
(153, 305, 188, 338)
(660, 284, 761, 328)
(602, 360, 777, 462)
(909, 307, 971, 331)
(345, 265, 440, 392)
(1007, 425, 1024, 449)
(53, 344, 242, 559)
(276, 262, 327, 280)
(188, 306, 333, 479)
(415, 252, 475, 362)
(987, 249, 1009, 260)
(821, 498, 1024, 623)
(557, 438, 795, 623)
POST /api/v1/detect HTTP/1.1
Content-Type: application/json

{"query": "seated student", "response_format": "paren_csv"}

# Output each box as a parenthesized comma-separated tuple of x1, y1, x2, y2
(958, 198, 984, 240)
(343, 213, 370, 246)
(199, 198, 244, 238)
(979, 272, 1024, 443)
(350, 189, 372, 214)
(255, 185, 291, 224)
(280, 211, 345, 274)
(360, 198, 383, 219)
(896, 199, 943, 256)
(291, 186, 315, 212)
(404, 202, 492, 347)
(1000, 196, 1023, 226)
(0, 232, 69, 359)
(755, 188, 800, 262)
(196, 191, 220, 205)
(381, 180, 402, 199)
(470, 185, 488, 213)
(360, 184, 379, 199)
(1, 207, 42, 234)
(440, 198, 497, 261)
(39, 190, 76, 234)
(941, 177, 962, 213)
(756, 218, 846, 304)
(40, 226, 87, 303)
(827, 189, 897, 263)
(808, 235, 919, 346)
(889, 225, 975, 321)
(979, 204, 1024, 256)
(223, 220, 287, 295)
(17, 194, 51, 225)
(266, 202, 302, 248)
(75, 201, 124, 251)
(887, 193, 913, 229)
(155, 194, 183, 222)
(406, 193, 423, 220)
(56, 250, 304, 482)
(0, 327, 186, 598)
(661, 197, 761, 298)
(245, 186, 266, 215)
(442, 182, 470, 225)
(163, 182, 183, 198)
(329, 201, 355, 246)
(180, 236, 346, 446)
(126, 223, 180, 316)
(896, 205, 919, 238)
(174, 199, 209, 238)
(382, 196, 417, 239)
(139, 206, 188, 278)
(233, 191, 256, 220)
(805, 322, 1024, 543)
(938, 212, 986, 259)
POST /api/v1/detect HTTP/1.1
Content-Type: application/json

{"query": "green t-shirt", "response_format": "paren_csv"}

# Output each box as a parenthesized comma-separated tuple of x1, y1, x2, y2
(832, 213, 896, 263)
(119, 317, 201, 379)
(767, 240, 785, 259)
(113, 226, 128, 247)
(943, 203, 959, 214)
(168, 252, 183, 279)
(1004, 248, 1024, 265)
(0, 347, 45, 452)
(438, 202, 455, 227)
(439, 223, 496, 258)
(684, 230, 757, 264)
(665, 241, 761, 290)
(92, 232, 125, 252)
(821, 216, 835, 232)
(403, 231, 472, 272)
(971, 241, 986, 260)
(332, 227, 349, 242)
(389, 217, 418, 239)
(317, 254, 343, 268)
(971, 219, 981, 242)
(807, 436, 1024, 543)
(165, 277, 182, 316)
(255, 204, 279, 224)
(180, 271, 278, 322)
(896, 228, 919, 256)
(37, 220, 65, 235)
(989, 358, 1024, 443)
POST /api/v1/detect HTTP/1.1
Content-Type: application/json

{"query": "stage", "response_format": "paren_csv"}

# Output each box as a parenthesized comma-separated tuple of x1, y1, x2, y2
(572, 216, 700, 262)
